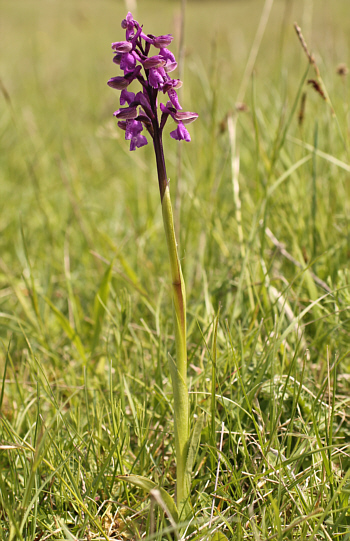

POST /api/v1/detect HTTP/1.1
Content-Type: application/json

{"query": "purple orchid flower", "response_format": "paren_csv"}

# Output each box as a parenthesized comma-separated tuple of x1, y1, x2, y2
(125, 120, 148, 151)
(107, 12, 198, 159)
(160, 102, 198, 141)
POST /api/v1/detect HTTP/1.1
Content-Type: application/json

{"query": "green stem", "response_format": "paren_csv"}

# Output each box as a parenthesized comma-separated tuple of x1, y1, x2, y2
(152, 116, 189, 517)
(161, 185, 189, 517)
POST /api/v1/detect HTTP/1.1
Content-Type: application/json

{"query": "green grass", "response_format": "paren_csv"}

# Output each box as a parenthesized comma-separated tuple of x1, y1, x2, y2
(1, 0, 350, 539)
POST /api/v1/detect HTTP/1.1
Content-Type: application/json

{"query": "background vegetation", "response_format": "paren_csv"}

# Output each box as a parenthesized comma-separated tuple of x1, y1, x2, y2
(1, 0, 350, 539)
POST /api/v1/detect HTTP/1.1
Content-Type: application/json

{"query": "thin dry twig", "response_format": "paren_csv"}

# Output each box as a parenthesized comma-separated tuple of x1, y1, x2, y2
(294, 23, 320, 76)
(294, 22, 334, 114)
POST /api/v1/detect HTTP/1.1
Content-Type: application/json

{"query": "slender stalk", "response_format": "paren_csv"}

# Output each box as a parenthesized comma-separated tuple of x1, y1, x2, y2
(153, 132, 189, 517)
(152, 124, 168, 202)
(162, 187, 189, 517)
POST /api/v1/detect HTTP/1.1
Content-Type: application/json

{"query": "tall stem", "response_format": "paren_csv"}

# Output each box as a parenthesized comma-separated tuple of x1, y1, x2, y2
(153, 131, 189, 517)
(153, 124, 168, 202)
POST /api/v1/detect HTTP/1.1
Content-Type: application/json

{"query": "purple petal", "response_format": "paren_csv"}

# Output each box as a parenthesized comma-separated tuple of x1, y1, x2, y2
(120, 52, 136, 73)
(135, 91, 154, 118)
(113, 53, 122, 65)
(159, 47, 176, 63)
(129, 133, 148, 151)
(160, 101, 177, 121)
(170, 121, 191, 142)
(174, 111, 198, 124)
(121, 12, 134, 29)
(125, 119, 148, 151)
(111, 41, 132, 53)
(125, 119, 143, 139)
(107, 65, 141, 90)
(153, 35, 174, 48)
(164, 61, 178, 73)
(107, 76, 130, 90)
(129, 64, 142, 80)
(113, 106, 138, 119)
(143, 55, 166, 69)
(163, 79, 183, 93)
(122, 12, 137, 40)
(149, 67, 165, 89)
(120, 89, 135, 105)
(167, 88, 182, 110)
(160, 102, 171, 114)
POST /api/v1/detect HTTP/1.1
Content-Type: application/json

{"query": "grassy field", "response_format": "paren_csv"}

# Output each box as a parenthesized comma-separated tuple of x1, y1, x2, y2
(1, 0, 350, 539)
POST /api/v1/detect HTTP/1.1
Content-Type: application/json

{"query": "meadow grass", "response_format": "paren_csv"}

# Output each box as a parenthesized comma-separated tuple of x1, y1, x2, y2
(1, 0, 350, 539)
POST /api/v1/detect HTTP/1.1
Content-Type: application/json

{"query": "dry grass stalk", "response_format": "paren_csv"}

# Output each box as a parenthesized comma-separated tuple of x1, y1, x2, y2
(294, 22, 335, 115)
(294, 22, 320, 77)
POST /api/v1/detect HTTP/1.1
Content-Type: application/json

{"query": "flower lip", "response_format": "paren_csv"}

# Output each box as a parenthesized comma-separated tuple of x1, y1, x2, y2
(170, 121, 191, 141)
(125, 119, 148, 151)
(149, 67, 166, 89)
(120, 52, 136, 73)
(120, 89, 135, 105)
(111, 41, 133, 53)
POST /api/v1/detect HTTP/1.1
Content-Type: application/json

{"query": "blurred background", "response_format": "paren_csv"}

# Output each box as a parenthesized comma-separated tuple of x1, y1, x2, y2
(1, 0, 350, 332)
(2, 4, 350, 538)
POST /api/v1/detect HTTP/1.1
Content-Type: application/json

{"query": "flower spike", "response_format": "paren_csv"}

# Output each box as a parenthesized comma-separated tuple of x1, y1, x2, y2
(108, 12, 198, 151)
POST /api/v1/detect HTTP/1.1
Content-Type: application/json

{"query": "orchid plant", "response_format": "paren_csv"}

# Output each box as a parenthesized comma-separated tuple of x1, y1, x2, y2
(107, 12, 198, 523)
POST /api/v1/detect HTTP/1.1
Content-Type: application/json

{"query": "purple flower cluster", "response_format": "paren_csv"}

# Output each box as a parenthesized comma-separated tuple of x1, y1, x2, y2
(108, 12, 198, 151)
